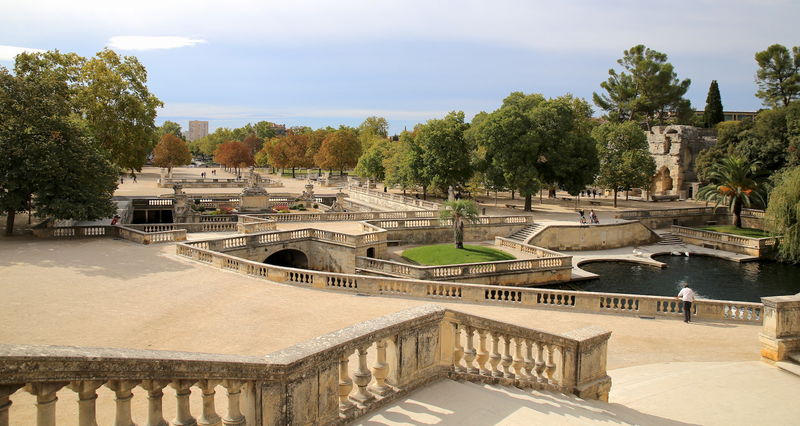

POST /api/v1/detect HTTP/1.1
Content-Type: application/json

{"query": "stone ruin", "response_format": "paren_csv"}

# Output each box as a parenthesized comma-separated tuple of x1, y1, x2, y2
(646, 125, 716, 200)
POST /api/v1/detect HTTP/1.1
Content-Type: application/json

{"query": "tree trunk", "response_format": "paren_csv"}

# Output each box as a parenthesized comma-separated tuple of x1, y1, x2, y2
(625, 190, 629, 200)
(613, 189, 618, 208)
(733, 199, 742, 228)
(291, 167, 295, 178)
(5, 209, 15, 236)
(524, 194, 532, 211)
(511, 189, 515, 200)
(454, 218, 464, 249)
(423, 186, 427, 200)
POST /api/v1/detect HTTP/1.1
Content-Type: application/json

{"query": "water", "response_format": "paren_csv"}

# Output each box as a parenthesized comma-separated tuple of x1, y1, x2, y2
(548, 255, 800, 302)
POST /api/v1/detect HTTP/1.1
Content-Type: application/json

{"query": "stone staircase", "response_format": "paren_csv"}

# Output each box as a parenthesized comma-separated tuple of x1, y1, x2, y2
(776, 353, 800, 378)
(657, 232, 683, 245)
(507, 223, 543, 243)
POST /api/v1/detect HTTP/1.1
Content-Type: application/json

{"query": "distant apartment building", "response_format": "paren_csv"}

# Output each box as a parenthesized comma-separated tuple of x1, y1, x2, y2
(693, 110, 757, 122)
(187, 120, 209, 141)
(271, 123, 287, 136)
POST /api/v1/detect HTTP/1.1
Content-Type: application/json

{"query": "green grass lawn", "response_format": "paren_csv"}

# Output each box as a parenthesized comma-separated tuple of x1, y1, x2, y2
(697, 225, 773, 238)
(402, 244, 516, 265)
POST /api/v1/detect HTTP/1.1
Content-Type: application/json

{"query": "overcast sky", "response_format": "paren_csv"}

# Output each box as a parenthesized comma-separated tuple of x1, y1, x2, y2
(2, 0, 798, 134)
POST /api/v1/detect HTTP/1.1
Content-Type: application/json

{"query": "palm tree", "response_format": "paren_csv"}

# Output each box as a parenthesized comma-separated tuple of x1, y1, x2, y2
(440, 199, 480, 249)
(696, 156, 767, 228)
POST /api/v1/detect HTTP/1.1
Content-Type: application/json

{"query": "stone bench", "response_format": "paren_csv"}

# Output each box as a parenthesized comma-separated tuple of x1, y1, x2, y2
(651, 194, 679, 202)
(589, 201, 601, 206)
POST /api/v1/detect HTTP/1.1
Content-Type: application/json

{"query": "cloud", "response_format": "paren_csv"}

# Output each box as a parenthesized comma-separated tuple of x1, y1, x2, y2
(158, 102, 447, 121)
(107, 36, 206, 51)
(0, 45, 46, 61)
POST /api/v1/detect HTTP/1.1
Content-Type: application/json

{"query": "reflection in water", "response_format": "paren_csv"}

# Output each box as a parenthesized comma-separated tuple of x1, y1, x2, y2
(546, 255, 800, 302)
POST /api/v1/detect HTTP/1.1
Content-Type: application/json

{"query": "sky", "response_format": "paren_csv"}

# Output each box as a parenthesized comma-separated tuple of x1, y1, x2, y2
(1, 0, 798, 135)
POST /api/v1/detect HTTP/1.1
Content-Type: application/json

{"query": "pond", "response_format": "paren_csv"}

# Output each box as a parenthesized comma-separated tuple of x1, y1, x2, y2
(546, 255, 800, 303)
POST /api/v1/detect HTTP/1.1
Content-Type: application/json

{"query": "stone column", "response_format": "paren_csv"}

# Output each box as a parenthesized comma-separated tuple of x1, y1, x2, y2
(140, 380, 170, 426)
(760, 295, 800, 362)
(68, 380, 105, 426)
(0, 384, 23, 426)
(106, 380, 139, 426)
(25, 382, 68, 426)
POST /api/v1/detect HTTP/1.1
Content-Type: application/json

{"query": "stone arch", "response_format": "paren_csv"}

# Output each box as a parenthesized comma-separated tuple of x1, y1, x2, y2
(264, 249, 308, 269)
(654, 166, 673, 194)
(366, 247, 375, 258)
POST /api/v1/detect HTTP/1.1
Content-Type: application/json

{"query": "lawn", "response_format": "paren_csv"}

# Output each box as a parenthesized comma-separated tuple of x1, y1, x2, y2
(402, 244, 516, 266)
(697, 225, 773, 238)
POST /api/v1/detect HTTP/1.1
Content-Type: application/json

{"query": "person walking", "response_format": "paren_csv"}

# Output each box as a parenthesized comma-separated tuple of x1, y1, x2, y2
(589, 209, 599, 224)
(676, 282, 696, 323)
(578, 209, 586, 224)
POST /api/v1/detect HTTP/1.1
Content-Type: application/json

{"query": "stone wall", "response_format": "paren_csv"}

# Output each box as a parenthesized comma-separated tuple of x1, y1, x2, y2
(529, 222, 660, 251)
(647, 125, 716, 199)
(382, 223, 530, 245)
(224, 240, 387, 274)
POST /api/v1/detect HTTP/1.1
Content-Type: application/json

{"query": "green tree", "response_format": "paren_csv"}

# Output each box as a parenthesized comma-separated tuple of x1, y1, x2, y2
(765, 166, 800, 262)
(252, 121, 278, 139)
(755, 44, 800, 108)
(314, 129, 361, 173)
(355, 138, 391, 180)
(78, 48, 163, 173)
(703, 80, 724, 128)
(152, 133, 192, 175)
(1, 54, 117, 235)
(414, 111, 473, 197)
(157, 121, 184, 140)
(592, 122, 656, 207)
(593, 44, 692, 127)
(383, 130, 419, 195)
(697, 156, 768, 228)
(358, 116, 389, 152)
(439, 199, 479, 249)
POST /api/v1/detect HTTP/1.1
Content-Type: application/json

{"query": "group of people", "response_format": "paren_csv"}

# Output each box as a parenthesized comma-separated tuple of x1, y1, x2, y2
(200, 170, 216, 179)
(577, 209, 599, 225)
(581, 189, 600, 198)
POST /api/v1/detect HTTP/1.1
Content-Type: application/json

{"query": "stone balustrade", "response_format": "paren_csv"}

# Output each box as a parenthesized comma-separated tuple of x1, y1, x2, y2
(349, 186, 442, 210)
(31, 225, 186, 245)
(355, 254, 571, 282)
(176, 242, 764, 324)
(495, 237, 564, 258)
(247, 209, 438, 223)
(197, 226, 386, 252)
(236, 214, 278, 234)
(124, 222, 238, 233)
(670, 225, 780, 257)
(158, 176, 283, 188)
(759, 294, 800, 362)
(369, 215, 535, 230)
(741, 208, 766, 219)
(617, 207, 723, 219)
(32, 225, 115, 239)
(0, 305, 612, 425)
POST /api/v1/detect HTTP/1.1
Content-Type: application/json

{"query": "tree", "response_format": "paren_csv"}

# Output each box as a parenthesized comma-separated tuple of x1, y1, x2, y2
(252, 121, 277, 140)
(213, 141, 253, 173)
(152, 133, 192, 175)
(314, 129, 361, 173)
(592, 122, 656, 207)
(157, 121, 184, 140)
(703, 80, 724, 128)
(266, 134, 313, 177)
(78, 48, 163, 173)
(765, 166, 800, 263)
(358, 116, 389, 152)
(439, 200, 479, 249)
(383, 130, 419, 195)
(355, 138, 391, 180)
(593, 45, 692, 127)
(415, 111, 473, 196)
(242, 133, 264, 156)
(1, 54, 117, 235)
(755, 44, 800, 108)
(697, 156, 768, 228)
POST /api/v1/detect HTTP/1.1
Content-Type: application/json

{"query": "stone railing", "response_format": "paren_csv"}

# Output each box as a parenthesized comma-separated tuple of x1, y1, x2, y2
(349, 186, 441, 210)
(670, 225, 778, 250)
(741, 208, 766, 219)
(158, 176, 283, 188)
(198, 214, 238, 223)
(0, 305, 611, 425)
(236, 214, 277, 234)
(495, 237, 564, 258)
(759, 294, 800, 362)
(116, 226, 187, 244)
(176, 242, 763, 324)
(200, 227, 386, 252)
(356, 254, 571, 281)
(369, 215, 535, 230)
(248, 210, 438, 223)
(31, 225, 186, 245)
(31, 225, 115, 239)
(125, 222, 238, 233)
(617, 206, 723, 219)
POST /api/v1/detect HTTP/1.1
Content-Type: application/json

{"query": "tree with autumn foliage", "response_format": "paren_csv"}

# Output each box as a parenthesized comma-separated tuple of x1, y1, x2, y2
(213, 141, 253, 174)
(265, 134, 313, 177)
(152, 133, 192, 175)
(314, 129, 361, 174)
(242, 133, 264, 156)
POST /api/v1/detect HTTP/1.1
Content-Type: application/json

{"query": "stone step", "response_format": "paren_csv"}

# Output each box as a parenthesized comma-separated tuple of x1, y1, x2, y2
(657, 232, 683, 245)
(776, 360, 800, 378)
(790, 353, 800, 364)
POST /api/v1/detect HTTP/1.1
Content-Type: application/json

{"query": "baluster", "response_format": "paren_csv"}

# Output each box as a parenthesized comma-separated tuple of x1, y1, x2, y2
(535, 343, 547, 384)
(463, 326, 478, 374)
(25, 382, 67, 426)
(489, 332, 502, 377)
(546, 345, 557, 385)
(524, 340, 535, 385)
(0, 384, 23, 426)
(220, 380, 245, 426)
(197, 380, 222, 425)
(351, 345, 374, 405)
(68, 380, 105, 426)
(107, 380, 139, 426)
(338, 352, 355, 415)
(512, 337, 527, 384)
(170, 380, 197, 426)
(501, 335, 514, 379)
(140, 380, 170, 426)
(369, 340, 392, 396)
(452, 323, 464, 373)
(476, 330, 491, 376)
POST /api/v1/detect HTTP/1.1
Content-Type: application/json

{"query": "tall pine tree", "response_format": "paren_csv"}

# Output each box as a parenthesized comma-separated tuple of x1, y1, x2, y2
(704, 80, 724, 128)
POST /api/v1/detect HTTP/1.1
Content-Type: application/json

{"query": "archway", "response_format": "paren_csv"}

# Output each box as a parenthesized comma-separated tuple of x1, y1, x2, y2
(654, 167, 673, 194)
(366, 247, 375, 258)
(264, 249, 308, 269)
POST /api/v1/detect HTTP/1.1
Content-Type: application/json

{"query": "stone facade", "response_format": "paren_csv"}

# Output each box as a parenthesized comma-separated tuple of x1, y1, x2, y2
(647, 125, 716, 199)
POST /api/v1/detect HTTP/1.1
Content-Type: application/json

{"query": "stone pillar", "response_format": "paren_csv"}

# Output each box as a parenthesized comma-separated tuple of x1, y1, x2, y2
(68, 380, 105, 426)
(0, 384, 23, 426)
(760, 295, 800, 362)
(562, 326, 612, 401)
(25, 382, 68, 426)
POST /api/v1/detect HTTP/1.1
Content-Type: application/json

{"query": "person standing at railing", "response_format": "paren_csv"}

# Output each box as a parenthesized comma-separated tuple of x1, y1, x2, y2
(676, 282, 696, 323)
